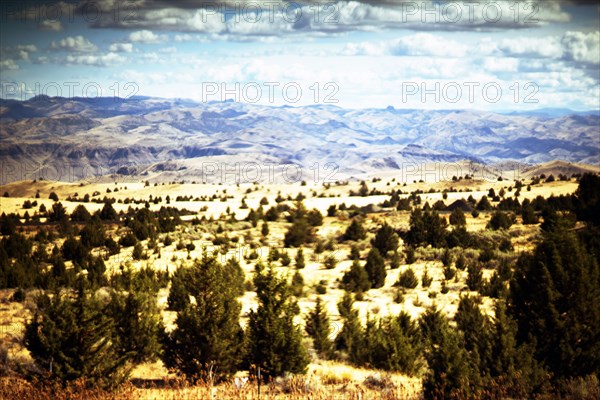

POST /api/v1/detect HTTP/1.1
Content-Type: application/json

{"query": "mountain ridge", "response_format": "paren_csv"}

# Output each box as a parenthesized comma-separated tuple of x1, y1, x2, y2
(1, 96, 598, 184)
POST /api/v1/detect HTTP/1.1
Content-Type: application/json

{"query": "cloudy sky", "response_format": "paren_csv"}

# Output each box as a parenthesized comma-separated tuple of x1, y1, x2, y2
(1, 0, 599, 110)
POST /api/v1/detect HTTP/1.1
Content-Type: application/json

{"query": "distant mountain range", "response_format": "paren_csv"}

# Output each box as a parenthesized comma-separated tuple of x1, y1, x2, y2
(0, 96, 598, 184)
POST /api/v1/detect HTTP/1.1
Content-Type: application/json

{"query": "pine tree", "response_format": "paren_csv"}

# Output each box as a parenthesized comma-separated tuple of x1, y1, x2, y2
(364, 248, 386, 289)
(162, 254, 244, 381)
(246, 265, 309, 380)
(305, 297, 333, 359)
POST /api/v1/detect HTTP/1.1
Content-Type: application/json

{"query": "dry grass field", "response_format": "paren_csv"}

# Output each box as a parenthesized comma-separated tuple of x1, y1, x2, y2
(0, 161, 597, 399)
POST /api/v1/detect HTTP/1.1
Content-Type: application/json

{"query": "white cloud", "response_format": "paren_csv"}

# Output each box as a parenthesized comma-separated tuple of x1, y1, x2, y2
(128, 30, 167, 43)
(39, 20, 63, 31)
(343, 33, 469, 57)
(483, 57, 519, 72)
(64, 52, 126, 67)
(495, 31, 600, 64)
(109, 43, 134, 53)
(78, 0, 573, 38)
(561, 31, 600, 64)
(498, 37, 563, 59)
(0, 59, 19, 70)
(51, 36, 97, 52)
(1, 44, 38, 62)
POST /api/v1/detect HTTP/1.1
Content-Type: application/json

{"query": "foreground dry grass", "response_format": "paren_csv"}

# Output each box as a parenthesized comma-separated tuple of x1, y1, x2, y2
(1, 367, 420, 400)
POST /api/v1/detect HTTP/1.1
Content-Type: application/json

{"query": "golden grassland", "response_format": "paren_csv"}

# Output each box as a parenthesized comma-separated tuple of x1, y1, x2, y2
(0, 171, 588, 398)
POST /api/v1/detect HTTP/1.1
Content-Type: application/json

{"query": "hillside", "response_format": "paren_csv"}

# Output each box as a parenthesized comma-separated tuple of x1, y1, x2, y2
(1, 97, 598, 184)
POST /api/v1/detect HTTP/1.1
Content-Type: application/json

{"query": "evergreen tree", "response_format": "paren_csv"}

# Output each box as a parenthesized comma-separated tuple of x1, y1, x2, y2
(449, 208, 466, 226)
(487, 302, 547, 398)
(573, 173, 600, 226)
(335, 292, 363, 364)
(510, 223, 600, 381)
(371, 223, 399, 256)
(342, 260, 371, 293)
(364, 248, 386, 289)
(284, 218, 314, 247)
(71, 204, 91, 223)
(99, 201, 119, 221)
(487, 211, 514, 230)
(406, 208, 447, 247)
(397, 267, 419, 289)
(420, 307, 472, 399)
(343, 218, 367, 241)
(162, 254, 244, 381)
(467, 261, 484, 291)
(295, 248, 305, 269)
(246, 265, 309, 380)
(361, 314, 421, 375)
(477, 196, 493, 211)
(24, 281, 129, 387)
(109, 289, 163, 365)
(167, 266, 190, 311)
(305, 297, 333, 359)
(521, 205, 538, 225)
(455, 295, 492, 389)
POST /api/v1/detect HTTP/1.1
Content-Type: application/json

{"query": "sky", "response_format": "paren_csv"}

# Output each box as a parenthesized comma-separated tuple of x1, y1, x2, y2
(0, 0, 599, 111)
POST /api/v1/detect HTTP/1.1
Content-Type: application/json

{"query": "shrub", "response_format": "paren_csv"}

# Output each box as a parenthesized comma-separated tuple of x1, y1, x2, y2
(422, 269, 433, 288)
(323, 254, 337, 270)
(397, 268, 418, 289)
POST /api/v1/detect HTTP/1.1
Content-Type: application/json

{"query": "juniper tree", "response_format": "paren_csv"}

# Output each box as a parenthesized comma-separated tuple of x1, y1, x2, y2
(364, 248, 386, 289)
(342, 260, 371, 293)
(343, 218, 367, 241)
(371, 223, 399, 257)
(510, 222, 600, 382)
(162, 254, 244, 381)
(295, 248, 305, 269)
(108, 289, 163, 365)
(449, 208, 466, 226)
(305, 297, 333, 359)
(24, 280, 129, 388)
(420, 307, 472, 399)
(335, 292, 363, 365)
(246, 264, 309, 380)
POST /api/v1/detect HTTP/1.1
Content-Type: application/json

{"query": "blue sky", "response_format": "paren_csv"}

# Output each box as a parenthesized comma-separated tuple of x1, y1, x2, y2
(1, 0, 599, 110)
